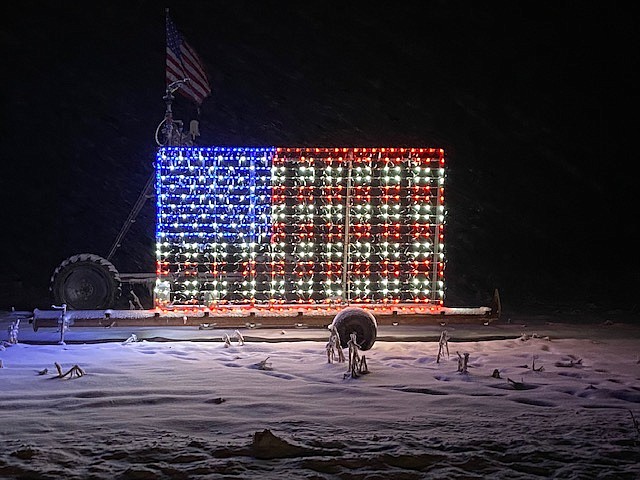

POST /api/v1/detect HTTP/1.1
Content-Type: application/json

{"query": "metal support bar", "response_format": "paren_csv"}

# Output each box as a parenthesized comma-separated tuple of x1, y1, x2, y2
(51, 303, 68, 345)
(341, 152, 353, 304)
(106, 172, 155, 262)
(431, 164, 443, 303)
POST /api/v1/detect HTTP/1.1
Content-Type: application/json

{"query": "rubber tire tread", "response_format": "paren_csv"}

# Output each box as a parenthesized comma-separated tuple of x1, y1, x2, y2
(50, 254, 121, 310)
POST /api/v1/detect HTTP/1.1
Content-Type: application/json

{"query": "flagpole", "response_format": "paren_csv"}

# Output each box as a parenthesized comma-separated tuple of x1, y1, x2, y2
(160, 9, 178, 146)
(162, 7, 209, 144)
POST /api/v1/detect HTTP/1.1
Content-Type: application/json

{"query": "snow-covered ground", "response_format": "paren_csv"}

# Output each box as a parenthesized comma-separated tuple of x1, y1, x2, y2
(1, 311, 639, 479)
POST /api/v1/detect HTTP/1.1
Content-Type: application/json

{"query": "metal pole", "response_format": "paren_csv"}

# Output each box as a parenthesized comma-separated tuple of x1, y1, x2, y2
(52, 303, 68, 345)
(341, 152, 353, 304)
(106, 173, 156, 262)
(163, 89, 175, 145)
(431, 163, 443, 303)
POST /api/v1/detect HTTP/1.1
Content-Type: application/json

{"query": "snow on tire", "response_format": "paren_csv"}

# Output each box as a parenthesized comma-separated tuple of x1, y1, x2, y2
(330, 307, 377, 351)
(50, 254, 121, 310)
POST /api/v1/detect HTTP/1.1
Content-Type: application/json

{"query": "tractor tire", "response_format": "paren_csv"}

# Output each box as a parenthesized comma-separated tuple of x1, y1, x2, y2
(50, 254, 121, 310)
(330, 307, 377, 351)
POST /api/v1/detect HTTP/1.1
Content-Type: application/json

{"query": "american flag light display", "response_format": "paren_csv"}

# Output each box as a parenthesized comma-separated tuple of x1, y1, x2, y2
(155, 147, 446, 308)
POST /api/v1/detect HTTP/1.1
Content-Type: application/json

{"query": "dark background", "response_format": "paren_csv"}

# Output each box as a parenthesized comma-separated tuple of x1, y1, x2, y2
(1, 1, 637, 315)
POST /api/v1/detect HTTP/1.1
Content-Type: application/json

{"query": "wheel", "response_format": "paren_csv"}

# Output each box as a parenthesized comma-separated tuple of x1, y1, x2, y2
(330, 307, 377, 351)
(50, 254, 121, 310)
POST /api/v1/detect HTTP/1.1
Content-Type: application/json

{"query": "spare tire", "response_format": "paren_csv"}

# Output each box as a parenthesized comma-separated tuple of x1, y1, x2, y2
(330, 307, 377, 351)
(50, 254, 121, 310)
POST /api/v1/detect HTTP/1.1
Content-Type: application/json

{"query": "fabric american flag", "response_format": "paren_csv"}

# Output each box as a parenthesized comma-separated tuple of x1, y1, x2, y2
(165, 12, 211, 105)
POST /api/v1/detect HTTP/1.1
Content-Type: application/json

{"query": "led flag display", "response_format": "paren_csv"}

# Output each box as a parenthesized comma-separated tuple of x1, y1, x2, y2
(155, 147, 446, 308)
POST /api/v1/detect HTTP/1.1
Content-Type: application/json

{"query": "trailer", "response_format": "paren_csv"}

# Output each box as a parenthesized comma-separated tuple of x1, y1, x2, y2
(38, 83, 499, 350)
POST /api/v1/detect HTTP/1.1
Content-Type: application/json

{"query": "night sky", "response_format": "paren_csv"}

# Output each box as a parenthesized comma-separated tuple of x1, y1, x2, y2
(1, 1, 637, 314)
